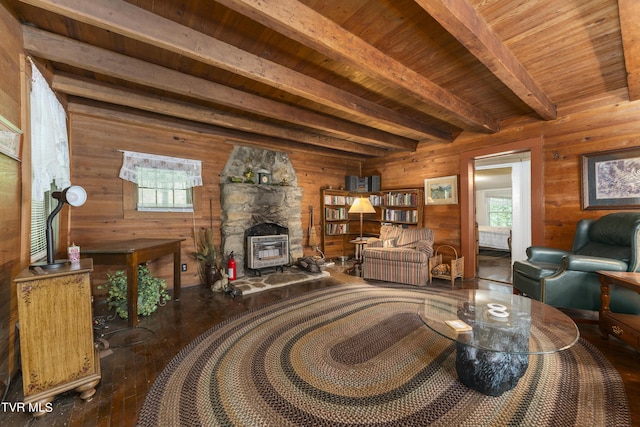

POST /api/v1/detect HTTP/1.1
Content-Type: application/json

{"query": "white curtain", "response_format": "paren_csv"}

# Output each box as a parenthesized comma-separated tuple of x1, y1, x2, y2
(119, 151, 203, 188)
(30, 60, 71, 201)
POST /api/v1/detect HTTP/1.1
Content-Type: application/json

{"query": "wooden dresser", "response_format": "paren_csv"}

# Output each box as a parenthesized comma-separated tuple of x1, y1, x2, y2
(14, 259, 101, 416)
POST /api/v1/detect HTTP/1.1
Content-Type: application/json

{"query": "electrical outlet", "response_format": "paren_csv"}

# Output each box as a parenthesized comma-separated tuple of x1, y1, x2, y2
(181, 263, 187, 272)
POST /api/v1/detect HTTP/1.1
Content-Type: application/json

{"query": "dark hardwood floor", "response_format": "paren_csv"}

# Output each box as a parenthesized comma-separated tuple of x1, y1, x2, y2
(2, 262, 638, 426)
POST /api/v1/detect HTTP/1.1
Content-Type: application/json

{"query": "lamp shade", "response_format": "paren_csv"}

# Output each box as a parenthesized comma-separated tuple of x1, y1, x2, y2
(62, 185, 87, 207)
(348, 197, 376, 214)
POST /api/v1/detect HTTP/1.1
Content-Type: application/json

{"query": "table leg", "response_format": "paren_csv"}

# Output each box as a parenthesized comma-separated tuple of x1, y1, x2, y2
(126, 253, 138, 328)
(173, 245, 181, 301)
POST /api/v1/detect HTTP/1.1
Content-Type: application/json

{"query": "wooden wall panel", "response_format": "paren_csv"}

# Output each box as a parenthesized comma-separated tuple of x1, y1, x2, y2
(0, 0, 23, 390)
(0, 0, 21, 127)
(68, 104, 359, 291)
(363, 96, 640, 260)
(0, 155, 21, 394)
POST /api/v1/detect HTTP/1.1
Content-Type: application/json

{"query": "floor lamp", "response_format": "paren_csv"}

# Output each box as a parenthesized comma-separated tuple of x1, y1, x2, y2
(348, 196, 376, 240)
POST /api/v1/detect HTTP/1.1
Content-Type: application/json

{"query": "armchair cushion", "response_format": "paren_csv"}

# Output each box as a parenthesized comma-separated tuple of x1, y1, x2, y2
(364, 247, 429, 263)
(396, 228, 434, 248)
(574, 242, 631, 263)
(588, 212, 638, 246)
(562, 255, 627, 273)
(383, 239, 397, 248)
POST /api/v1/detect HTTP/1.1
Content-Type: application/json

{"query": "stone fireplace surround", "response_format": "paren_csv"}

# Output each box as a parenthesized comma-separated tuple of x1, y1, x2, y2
(220, 146, 303, 278)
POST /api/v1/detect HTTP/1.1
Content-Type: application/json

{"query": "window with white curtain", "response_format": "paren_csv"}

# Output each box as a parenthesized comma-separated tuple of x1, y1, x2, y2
(29, 59, 70, 262)
(119, 151, 202, 212)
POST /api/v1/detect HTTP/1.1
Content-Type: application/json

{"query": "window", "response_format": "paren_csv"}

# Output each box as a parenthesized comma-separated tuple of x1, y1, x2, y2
(119, 150, 202, 214)
(136, 168, 194, 212)
(487, 196, 512, 227)
(30, 189, 53, 261)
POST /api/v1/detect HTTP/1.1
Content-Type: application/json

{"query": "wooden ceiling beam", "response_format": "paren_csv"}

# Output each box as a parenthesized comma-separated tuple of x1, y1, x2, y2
(22, 26, 417, 151)
(18, 0, 450, 142)
(67, 99, 367, 161)
(214, 0, 499, 133)
(53, 73, 389, 157)
(618, 0, 640, 101)
(414, 0, 556, 120)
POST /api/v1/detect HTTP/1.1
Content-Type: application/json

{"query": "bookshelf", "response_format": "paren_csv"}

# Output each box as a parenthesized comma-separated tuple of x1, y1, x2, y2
(377, 190, 423, 226)
(320, 188, 423, 259)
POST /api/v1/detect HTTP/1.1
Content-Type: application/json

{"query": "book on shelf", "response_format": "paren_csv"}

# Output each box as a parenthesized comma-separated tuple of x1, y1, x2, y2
(383, 209, 418, 223)
(324, 195, 346, 205)
(325, 223, 349, 235)
(384, 192, 418, 206)
(324, 194, 357, 206)
(325, 207, 348, 220)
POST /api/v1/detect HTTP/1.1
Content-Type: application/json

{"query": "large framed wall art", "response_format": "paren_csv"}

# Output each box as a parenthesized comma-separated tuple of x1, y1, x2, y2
(582, 147, 640, 209)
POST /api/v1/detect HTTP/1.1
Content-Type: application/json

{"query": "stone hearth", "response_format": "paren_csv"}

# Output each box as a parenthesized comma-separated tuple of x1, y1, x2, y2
(220, 146, 303, 278)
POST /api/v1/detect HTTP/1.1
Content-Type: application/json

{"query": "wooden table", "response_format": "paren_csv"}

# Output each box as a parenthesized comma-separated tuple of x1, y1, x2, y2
(82, 239, 184, 327)
(598, 270, 640, 351)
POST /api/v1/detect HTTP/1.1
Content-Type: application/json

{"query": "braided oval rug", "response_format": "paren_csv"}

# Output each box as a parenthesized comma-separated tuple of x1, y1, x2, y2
(138, 283, 630, 426)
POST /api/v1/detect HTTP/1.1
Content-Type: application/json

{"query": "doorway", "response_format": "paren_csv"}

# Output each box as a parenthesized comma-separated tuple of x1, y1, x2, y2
(475, 153, 531, 283)
(460, 137, 544, 279)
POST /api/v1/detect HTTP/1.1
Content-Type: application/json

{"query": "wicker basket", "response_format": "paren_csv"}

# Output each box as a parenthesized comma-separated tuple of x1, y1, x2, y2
(429, 245, 464, 288)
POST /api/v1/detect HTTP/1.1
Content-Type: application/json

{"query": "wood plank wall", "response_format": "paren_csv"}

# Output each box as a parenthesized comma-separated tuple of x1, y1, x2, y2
(363, 91, 640, 257)
(68, 102, 359, 292)
(0, 0, 24, 386)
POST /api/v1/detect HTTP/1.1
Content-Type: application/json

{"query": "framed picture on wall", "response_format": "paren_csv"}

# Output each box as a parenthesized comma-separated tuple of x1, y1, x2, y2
(0, 114, 22, 161)
(582, 147, 640, 209)
(424, 175, 458, 205)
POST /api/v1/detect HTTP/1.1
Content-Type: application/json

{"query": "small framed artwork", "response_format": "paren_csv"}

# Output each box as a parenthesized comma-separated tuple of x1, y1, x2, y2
(582, 147, 640, 209)
(0, 114, 22, 161)
(425, 175, 458, 205)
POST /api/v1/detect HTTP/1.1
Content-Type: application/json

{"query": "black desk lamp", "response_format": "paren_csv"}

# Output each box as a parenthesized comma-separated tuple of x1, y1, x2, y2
(31, 185, 87, 270)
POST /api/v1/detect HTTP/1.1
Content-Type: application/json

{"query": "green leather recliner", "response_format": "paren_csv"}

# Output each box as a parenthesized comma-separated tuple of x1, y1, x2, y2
(512, 212, 640, 314)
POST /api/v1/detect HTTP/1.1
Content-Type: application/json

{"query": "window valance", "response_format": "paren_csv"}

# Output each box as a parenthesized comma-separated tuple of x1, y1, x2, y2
(119, 151, 203, 188)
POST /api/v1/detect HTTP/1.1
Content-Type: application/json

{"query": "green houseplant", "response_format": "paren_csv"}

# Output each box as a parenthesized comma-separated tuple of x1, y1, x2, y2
(100, 265, 170, 319)
(194, 227, 222, 286)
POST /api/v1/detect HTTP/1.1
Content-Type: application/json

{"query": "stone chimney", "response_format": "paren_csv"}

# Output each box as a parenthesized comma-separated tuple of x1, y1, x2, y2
(220, 146, 303, 277)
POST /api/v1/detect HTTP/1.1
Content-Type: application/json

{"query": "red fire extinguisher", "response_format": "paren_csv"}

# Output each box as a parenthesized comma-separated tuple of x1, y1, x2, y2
(227, 251, 237, 281)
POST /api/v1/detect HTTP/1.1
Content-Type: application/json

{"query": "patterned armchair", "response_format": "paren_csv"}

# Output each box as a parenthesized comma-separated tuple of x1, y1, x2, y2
(512, 212, 640, 314)
(362, 225, 434, 286)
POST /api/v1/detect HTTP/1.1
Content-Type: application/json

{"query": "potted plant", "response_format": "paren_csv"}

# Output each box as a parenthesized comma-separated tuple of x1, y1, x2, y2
(194, 227, 222, 287)
(100, 264, 170, 319)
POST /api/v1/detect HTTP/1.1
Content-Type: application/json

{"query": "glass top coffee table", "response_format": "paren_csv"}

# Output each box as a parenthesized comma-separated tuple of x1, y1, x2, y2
(419, 289, 579, 396)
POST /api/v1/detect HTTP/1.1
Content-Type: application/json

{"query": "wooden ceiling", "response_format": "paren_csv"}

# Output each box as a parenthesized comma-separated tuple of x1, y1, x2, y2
(7, 0, 639, 158)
